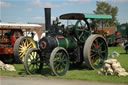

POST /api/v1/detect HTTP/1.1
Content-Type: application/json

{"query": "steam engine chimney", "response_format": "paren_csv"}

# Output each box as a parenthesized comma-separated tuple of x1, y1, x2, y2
(44, 8, 51, 31)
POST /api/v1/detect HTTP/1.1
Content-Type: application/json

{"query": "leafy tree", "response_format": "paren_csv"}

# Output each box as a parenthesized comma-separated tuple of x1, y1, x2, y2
(93, 1, 119, 26)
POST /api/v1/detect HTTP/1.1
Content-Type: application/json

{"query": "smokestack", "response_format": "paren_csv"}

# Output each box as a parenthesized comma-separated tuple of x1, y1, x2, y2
(44, 8, 51, 30)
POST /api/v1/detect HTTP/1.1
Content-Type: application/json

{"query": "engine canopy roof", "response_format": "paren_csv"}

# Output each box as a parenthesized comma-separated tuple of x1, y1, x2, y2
(60, 13, 112, 20)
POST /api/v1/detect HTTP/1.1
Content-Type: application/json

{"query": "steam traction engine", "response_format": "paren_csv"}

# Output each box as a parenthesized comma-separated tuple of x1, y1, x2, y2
(0, 24, 23, 62)
(0, 23, 42, 63)
(23, 8, 109, 76)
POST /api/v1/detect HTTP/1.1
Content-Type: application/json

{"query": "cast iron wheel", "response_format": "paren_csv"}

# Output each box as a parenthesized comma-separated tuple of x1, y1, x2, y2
(83, 34, 108, 69)
(50, 47, 70, 76)
(14, 36, 37, 63)
(74, 20, 91, 43)
(24, 48, 43, 74)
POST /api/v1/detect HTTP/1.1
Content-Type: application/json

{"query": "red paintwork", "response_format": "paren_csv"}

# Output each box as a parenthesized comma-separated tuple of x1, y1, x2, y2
(0, 47, 13, 54)
(57, 36, 65, 39)
(116, 32, 121, 35)
(11, 36, 17, 46)
(0, 48, 4, 53)
(95, 45, 99, 48)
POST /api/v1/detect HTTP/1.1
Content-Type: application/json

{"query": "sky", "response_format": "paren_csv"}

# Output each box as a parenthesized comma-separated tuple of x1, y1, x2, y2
(0, 0, 128, 24)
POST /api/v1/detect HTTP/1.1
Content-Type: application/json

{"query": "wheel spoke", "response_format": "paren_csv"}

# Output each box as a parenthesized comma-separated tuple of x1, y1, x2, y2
(99, 54, 104, 59)
(91, 53, 97, 57)
(79, 32, 84, 39)
(80, 21, 83, 26)
(19, 45, 24, 48)
(55, 63, 61, 71)
(77, 28, 84, 31)
(98, 42, 104, 47)
(101, 50, 106, 53)
(92, 43, 97, 49)
(91, 48, 97, 53)
(27, 42, 32, 48)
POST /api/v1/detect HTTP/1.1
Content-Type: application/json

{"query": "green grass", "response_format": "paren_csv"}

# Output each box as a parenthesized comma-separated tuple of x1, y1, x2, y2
(0, 46, 128, 83)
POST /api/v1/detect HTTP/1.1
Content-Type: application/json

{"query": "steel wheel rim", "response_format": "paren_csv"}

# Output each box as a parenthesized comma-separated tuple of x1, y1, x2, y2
(19, 38, 36, 62)
(90, 37, 107, 68)
(26, 50, 41, 74)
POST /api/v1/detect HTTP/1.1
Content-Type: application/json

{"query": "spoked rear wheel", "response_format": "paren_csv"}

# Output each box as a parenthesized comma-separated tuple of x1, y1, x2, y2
(50, 47, 69, 76)
(83, 34, 108, 69)
(24, 48, 43, 74)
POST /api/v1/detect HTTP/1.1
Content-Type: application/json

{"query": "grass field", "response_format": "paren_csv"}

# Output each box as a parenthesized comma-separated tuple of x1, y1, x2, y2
(0, 46, 128, 83)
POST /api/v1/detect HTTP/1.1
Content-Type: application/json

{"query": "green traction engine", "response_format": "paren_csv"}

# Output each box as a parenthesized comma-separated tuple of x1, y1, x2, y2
(23, 8, 110, 76)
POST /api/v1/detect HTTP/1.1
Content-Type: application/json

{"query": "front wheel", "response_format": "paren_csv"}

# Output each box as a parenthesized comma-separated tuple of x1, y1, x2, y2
(50, 47, 70, 76)
(24, 48, 43, 75)
(83, 34, 108, 69)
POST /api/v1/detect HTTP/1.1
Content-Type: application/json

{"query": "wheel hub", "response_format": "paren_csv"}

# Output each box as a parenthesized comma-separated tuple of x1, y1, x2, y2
(31, 60, 37, 64)
(22, 47, 27, 53)
(95, 47, 101, 56)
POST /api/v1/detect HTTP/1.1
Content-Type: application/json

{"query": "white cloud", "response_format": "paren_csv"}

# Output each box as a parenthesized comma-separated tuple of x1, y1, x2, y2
(27, 8, 32, 12)
(51, 16, 56, 20)
(31, 0, 60, 8)
(68, 0, 91, 3)
(30, 0, 91, 9)
(34, 17, 44, 20)
(33, 16, 56, 21)
(97, 0, 106, 2)
(0, 1, 11, 8)
(69, 0, 90, 2)
(31, 0, 42, 7)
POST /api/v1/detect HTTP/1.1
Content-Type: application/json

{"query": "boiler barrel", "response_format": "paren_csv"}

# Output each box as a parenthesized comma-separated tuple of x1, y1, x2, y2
(39, 36, 77, 51)
(56, 36, 77, 49)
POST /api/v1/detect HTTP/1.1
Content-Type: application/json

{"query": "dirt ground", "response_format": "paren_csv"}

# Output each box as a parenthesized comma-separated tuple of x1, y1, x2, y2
(0, 76, 127, 85)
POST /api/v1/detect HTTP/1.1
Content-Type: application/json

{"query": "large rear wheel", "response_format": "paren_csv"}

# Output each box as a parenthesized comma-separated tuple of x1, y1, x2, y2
(83, 34, 108, 69)
(14, 36, 37, 63)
